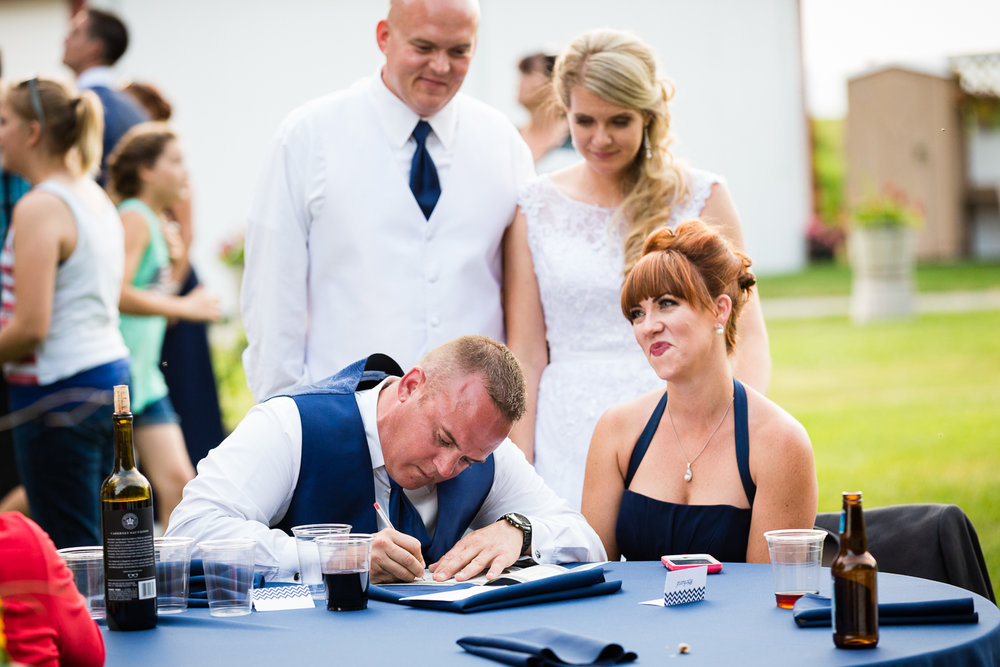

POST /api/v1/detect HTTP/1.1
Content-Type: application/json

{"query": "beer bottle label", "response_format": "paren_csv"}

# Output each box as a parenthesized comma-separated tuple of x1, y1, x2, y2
(103, 506, 156, 601)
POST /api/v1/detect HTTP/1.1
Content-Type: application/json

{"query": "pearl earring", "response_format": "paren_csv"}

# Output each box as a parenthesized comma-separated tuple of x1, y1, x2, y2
(644, 127, 652, 160)
(715, 323, 724, 335)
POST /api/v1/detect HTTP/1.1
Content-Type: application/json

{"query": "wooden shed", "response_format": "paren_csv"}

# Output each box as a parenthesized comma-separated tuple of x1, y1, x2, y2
(845, 67, 964, 260)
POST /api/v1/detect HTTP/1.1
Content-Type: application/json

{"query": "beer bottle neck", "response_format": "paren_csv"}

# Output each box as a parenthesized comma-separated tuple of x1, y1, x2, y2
(841, 501, 868, 553)
(112, 412, 137, 471)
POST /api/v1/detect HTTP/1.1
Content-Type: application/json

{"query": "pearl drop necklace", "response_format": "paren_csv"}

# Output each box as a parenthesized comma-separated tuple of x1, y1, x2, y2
(666, 394, 735, 483)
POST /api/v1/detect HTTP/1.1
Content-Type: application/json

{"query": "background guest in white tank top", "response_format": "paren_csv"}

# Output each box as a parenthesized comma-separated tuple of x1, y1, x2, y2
(0, 76, 130, 548)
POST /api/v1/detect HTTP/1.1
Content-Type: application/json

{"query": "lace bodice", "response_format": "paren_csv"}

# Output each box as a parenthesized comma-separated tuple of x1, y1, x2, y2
(520, 168, 719, 359)
(518, 167, 721, 510)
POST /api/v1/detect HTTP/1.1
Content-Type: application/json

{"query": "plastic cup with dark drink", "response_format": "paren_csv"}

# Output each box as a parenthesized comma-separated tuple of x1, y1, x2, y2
(316, 534, 373, 611)
(291, 523, 352, 600)
(764, 529, 827, 608)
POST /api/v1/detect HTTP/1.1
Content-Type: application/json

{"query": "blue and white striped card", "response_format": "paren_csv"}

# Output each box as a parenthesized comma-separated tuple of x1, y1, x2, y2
(251, 584, 315, 611)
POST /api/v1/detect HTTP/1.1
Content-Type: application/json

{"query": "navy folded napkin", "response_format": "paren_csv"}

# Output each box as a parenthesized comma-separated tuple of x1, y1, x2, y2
(187, 558, 266, 608)
(792, 593, 978, 627)
(458, 627, 636, 666)
(370, 568, 621, 613)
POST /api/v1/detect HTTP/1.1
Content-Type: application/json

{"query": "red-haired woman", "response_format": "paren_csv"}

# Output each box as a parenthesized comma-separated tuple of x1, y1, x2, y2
(582, 220, 816, 562)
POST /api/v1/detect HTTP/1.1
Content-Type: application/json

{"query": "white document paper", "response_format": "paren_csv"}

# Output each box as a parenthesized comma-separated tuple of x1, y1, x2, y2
(251, 584, 316, 611)
(400, 585, 489, 602)
(388, 561, 608, 587)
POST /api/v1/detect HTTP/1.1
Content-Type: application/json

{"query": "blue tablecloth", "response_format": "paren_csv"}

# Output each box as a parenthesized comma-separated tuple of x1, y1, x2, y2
(101, 562, 1000, 666)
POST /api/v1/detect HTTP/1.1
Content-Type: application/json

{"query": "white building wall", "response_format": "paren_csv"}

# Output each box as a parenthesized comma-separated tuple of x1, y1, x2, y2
(966, 125, 1000, 258)
(1, 0, 810, 315)
(0, 0, 67, 81)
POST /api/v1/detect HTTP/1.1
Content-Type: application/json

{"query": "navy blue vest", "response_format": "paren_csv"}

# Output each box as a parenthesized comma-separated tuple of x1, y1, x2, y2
(274, 354, 496, 562)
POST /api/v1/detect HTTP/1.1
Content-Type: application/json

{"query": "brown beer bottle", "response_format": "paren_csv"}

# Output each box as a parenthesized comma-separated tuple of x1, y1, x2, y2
(831, 491, 878, 648)
(100, 385, 157, 630)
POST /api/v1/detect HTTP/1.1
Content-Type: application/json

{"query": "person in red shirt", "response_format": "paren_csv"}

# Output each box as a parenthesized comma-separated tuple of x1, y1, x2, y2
(0, 512, 104, 667)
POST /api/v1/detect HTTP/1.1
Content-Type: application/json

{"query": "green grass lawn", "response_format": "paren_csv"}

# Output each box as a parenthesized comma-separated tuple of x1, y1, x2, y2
(757, 260, 1000, 298)
(768, 310, 1000, 601)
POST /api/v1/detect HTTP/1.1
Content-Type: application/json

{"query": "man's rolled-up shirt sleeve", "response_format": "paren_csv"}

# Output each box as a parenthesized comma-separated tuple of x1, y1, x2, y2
(164, 397, 304, 582)
(474, 439, 607, 563)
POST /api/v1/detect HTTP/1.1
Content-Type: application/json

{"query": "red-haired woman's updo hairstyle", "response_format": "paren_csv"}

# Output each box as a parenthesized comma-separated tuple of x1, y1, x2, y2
(620, 219, 756, 353)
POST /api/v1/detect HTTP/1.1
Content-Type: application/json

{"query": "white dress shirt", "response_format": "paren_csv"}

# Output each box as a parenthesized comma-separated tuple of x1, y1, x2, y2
(166, 380, 605, 582)
(370, 69, 458, 188)
(241, 71, 535, 402)
(75, 65, 117, 90)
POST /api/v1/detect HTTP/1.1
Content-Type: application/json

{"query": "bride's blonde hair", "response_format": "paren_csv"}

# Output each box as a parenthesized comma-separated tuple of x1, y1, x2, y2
(552, 29, 689, 274)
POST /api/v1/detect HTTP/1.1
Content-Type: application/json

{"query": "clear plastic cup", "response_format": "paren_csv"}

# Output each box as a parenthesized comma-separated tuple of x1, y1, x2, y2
(764, 529, 828, 608)
(316, 534, 373, 611)
(197, 538, 257, 617)
(154, 536, 194, 614)
(290, 523, 352, 600)
(57, 546, 105, 620)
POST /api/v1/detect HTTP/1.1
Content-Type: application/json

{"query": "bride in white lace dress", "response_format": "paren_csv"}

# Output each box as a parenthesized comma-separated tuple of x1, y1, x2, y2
(504, 30, 771, 510)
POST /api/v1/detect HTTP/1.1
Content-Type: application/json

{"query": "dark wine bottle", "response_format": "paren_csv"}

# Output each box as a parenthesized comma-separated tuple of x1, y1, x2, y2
(101, 385, 157, 630)
(831, 491, 878, 648)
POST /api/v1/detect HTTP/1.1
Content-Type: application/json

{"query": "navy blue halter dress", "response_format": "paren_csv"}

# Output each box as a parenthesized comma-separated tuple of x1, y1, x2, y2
(615, 379, 755, 562)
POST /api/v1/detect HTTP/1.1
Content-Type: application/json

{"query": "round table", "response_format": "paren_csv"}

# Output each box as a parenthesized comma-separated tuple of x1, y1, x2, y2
(102, 562, 1000, 665)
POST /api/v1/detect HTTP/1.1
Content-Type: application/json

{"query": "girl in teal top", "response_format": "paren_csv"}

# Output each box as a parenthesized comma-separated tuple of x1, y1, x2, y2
(108, 123, 220, 526)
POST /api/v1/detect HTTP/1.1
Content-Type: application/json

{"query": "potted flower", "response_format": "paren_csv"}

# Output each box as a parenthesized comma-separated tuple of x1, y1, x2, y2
(848, 183, 923, 323)
(218, 230, 246, 313)
(806, 214, 846, 262)
(219, 232, 245, 270)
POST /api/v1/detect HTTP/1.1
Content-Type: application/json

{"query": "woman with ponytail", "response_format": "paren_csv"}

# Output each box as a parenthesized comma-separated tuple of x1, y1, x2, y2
(504, 29, 771, 510)
(0, 77, 130, 548)
(582, 220, 816, 562)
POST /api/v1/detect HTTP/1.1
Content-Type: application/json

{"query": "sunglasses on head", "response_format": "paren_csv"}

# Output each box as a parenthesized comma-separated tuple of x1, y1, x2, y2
(24, 78, 46, 132)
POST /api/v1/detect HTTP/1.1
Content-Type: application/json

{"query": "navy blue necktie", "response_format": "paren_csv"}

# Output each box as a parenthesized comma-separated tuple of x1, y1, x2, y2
(388, 477, 431, 555)
(409, 120, 440, 220)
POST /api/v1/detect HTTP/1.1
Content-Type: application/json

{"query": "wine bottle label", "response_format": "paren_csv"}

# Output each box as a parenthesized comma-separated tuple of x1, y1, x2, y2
(103, 506, 156, 601)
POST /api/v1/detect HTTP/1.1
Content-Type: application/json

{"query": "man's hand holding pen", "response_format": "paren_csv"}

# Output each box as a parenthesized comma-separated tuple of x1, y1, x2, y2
(370, 527, 426, 584)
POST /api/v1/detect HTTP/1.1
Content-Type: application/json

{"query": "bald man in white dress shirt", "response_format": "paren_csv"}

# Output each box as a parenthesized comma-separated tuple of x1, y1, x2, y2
(242, 0, 534, 402)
